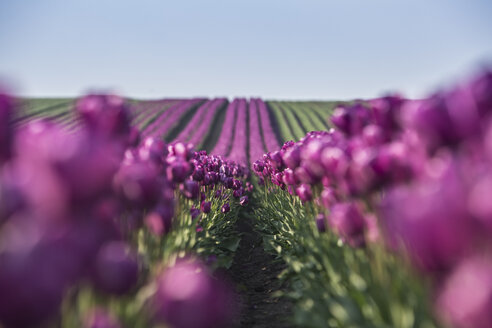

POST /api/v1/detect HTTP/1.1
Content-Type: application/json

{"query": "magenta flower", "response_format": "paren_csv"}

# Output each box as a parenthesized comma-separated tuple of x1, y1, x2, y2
(180, 180, 199, 199)
(221, 203, 230, 213)
(200, 201, 211, 214)
(239, 195, 249, 206)
(328, 202, 366, 247)
(436, 257, 492, 328)
(296, 184, 312, 202)
(150, 259, 234, 328)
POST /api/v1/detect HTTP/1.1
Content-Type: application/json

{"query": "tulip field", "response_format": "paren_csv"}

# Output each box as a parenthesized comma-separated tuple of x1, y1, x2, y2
(1, 70, 492, 328)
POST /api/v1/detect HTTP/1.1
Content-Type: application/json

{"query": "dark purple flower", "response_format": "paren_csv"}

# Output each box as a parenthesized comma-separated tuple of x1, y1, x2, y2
(232, 179, 242, 190)
(316, 213, 327, 232)
(151, 259, 234, 328)
(239, 195, 249, 206)
(233, 188, 244, 198)
(91, 241, 139, 295)
(221, 203, 230, 213)
(192, 165, 205, 181)
(180, 180, 199, 199)
(296, 184, 312, 202)
(144, 203, 174, 236)
(113, 162, 161, 208)
(224, 177, 234, 189)
(200, 201, 211, 214)
(328, 202, 366, 247)
(190, 207, 200, 220)
(75, 94, 131, 139)
(166, 157, 192, 183)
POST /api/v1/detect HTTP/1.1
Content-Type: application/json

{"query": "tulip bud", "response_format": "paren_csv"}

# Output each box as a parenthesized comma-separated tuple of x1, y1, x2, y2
(221, 203, 230, 213)
(296, 184, 312, 202)
(239, 195, 249, 206)
(200, 201, 211, 214)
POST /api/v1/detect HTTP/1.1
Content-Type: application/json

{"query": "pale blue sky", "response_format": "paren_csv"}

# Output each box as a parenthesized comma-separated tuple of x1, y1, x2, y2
(1, 0, 492, 100)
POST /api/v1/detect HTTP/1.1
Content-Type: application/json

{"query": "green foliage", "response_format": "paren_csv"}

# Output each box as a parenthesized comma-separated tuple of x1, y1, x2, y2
(253, 180, 440, 328)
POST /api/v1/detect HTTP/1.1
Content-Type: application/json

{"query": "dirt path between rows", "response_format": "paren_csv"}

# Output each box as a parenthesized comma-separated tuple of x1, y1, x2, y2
(226, 212, 294, 328)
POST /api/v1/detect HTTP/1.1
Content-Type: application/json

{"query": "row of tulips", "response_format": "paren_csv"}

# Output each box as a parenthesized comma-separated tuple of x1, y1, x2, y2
(227, 99, 248, 166)
(141, 98, 204, 140)
(248, 98, 267, 164)
(0, 91, 250, 328)
(187, 98, 227, 148)
(130, 99, 175, 128)
(174, 99, 213, 142)
(255, 98, 280, 152)
(253, 70, 492, 328)
(211, 99, 238, 156)
(175, 98, 227, 149)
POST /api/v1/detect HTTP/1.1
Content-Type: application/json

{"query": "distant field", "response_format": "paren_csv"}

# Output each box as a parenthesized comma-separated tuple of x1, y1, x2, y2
(18, 97, 341, 164)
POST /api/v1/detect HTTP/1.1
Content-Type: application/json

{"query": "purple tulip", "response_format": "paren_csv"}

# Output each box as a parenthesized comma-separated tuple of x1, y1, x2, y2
(224, 177, 234, 189)
(166, 157, 192, 183)
(180, 180, 199, 199)
(296, 184, 312, 202)
(151, 259, 234, 328)
(139, 137, 167, 167)
(252, 160, 264, 174)
(436, 257, 492, 328)
(320, 187, 336, 209)
(239, 195, 249, 206)
(328, 202, 366, 247)
(113, 162, 161, 208)
(84, 307, 121, 328)
(316, 213, 327, 232)
(91, 241, 138, 295)
(75, 94, 131, 139)
(200, 201, 211, 214)
(192, 165, 205, 181)
(0, 218, 73, 328)
(144, 203, 174, 236)
(221, 203, 230, 213)
(169, 142, 193, 160)
(233, 188, 244, 198)
(381, 158, 473, 273)
(282, 145, 301, 169)
(190, 207, 200, 220)
(320, 146, 348, 178)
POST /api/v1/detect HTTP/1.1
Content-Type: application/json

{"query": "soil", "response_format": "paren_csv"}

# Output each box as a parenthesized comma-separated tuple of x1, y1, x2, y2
(225, 212, 294, 328)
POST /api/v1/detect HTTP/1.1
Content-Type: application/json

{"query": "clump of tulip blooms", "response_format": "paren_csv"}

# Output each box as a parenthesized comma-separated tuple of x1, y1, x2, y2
(253, 70, 492, 327)
(0, 92, 248, 327)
